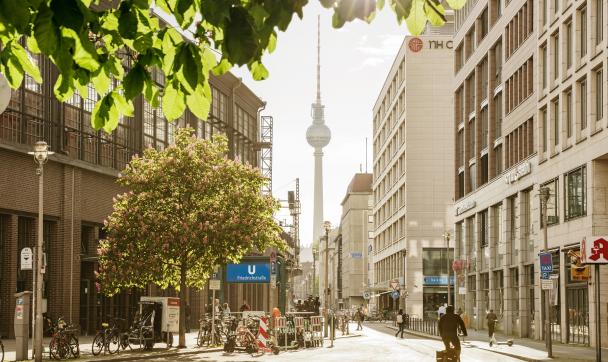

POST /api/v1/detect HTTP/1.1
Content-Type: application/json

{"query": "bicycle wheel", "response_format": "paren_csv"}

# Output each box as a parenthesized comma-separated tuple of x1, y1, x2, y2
(107, 331, 120, 354)
(57, 336, 70, 360)
(128, 331, 144, 351)
(196, 328, 204, 347)
(120, 333, 130, 351)
(91, 333, 105, 356)
(68, 334, 80, 358)
(49, 336, 61, 360)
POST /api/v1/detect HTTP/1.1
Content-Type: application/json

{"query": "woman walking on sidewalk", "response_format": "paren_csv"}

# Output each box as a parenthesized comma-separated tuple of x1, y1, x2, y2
(395, 309, 405, 339)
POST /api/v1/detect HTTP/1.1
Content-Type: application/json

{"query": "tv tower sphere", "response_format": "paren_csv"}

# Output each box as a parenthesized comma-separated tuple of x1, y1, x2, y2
(306, 122, 331, 149)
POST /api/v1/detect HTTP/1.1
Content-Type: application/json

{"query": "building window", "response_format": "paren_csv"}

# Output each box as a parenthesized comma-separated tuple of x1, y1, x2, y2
(457, 129, 464, 167)
(565, 89, 572, 138)
(542, 178, 559, 225)
(481, 108, 488, 149)
(494, 40, 503, 84)
(469, 163, 477, 190)
(564, 165, 587, 220)
(596, 0, 604, 45)
(541, 107, 548, 152)
(595, 68, 603, 122)
(480, 7, 489, 39)
(495, 93, 503, 139)
(541, 44, 548, 89)
(552, 98, 560, 146)
(480, 153, 488, 185)
(579, 77, 587, 130)
(579, 6, 587, 57)
(495, 144, 503, 174)
(479, 210, 489, 248)
(422, 248, 453, 276)
(480, 58, 489, 99)
(541, 0, 547, 26)
(552, 33, 559, 81)
(565, 20, 573, 69)
(469, 118, 476, 158)
(458, 171, 465, 199)
(553, 0, 559, 14)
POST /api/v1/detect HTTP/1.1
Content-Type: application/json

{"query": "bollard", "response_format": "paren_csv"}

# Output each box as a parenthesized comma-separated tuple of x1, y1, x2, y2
(329, 313, 334, 348)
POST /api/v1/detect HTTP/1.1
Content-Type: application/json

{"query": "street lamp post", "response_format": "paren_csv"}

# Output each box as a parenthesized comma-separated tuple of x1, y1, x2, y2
(312, 246, 318, 296)
(539, 187, 553, 358)
(444, 232, 452, 306)
(323, 221, 331, 338)
(28, 141, 53, 362)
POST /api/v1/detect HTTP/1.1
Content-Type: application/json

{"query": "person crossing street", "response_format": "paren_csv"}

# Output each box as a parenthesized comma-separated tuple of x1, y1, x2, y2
(395, 309, 405, 339)
(486, 309, 498, 346)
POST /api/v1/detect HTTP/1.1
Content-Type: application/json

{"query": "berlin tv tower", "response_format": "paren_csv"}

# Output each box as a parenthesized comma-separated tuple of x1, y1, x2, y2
(306, 15, 331, 246)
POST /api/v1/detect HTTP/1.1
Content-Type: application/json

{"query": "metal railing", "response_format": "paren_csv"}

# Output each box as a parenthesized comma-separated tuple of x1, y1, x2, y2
(405, 317, 439, 336)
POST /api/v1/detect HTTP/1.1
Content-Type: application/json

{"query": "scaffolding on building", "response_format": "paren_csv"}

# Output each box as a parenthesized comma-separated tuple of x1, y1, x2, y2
(257, 115, 273, 195)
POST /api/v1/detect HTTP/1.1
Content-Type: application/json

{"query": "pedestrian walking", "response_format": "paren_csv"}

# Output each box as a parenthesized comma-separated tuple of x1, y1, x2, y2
(355, 308, 363, 331)
(486, 309, 498, 346)
(438, 305, 467, 360)
(223, 303, 231, 317)
(395, 309, 405, 339)
(437, 303, 447, 319)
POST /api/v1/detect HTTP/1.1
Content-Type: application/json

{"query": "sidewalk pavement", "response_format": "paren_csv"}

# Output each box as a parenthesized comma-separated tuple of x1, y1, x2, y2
(2, 328, 361, 361)
(378, 321, 608, 362)
(1, 331, 222, 362)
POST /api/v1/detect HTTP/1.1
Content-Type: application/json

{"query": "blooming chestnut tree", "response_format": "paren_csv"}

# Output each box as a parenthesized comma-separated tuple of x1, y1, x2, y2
(97, 127, 284, 347)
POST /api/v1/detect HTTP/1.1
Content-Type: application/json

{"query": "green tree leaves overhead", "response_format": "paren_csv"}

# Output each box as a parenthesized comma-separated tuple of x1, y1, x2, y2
(98, 128, 284, 347)
(0, 0, 467, 133)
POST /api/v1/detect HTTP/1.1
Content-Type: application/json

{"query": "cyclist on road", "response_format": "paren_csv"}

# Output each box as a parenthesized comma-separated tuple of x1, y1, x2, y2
(438, 305, 467, 358)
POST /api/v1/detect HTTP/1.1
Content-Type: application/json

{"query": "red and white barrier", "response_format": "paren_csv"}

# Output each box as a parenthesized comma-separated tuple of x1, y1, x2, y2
(257, 316, 270, 348)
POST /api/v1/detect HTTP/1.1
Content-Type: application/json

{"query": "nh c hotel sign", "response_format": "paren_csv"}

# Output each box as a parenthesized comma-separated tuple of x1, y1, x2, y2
(408, 37, 453, 53)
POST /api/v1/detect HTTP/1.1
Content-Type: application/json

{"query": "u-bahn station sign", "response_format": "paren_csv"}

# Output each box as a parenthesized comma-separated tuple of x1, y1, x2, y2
(226, 263, 270, 283)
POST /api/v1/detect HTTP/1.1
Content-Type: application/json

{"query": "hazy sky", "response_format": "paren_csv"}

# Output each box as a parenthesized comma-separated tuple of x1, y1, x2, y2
(233, 3, 409, 255)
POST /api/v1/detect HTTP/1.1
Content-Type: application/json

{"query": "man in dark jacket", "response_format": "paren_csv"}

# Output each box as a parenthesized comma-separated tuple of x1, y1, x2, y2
(438, 305, 467, 357)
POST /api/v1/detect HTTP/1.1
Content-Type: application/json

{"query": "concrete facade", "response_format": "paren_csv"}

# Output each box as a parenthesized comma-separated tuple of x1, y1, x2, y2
(452, 0, 608, 349)
(371, 26, 455, 318)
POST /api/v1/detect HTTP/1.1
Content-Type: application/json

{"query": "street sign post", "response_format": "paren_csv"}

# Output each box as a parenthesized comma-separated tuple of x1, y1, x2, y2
(209, 279, 221, 290)
(581, 236, 608, 362)
(362, 291, 371, 300)
(20, 248, 33, 270)
(539, 252, 553, 278)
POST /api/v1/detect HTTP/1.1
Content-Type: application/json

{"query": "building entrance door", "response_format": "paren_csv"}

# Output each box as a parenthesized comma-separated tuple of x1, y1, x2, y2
(566, 286, 589, 345)
(79, 279, 91, 335)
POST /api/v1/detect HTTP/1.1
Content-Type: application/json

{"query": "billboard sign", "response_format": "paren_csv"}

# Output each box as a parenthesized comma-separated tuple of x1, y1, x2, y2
(226, 263, 270, 283)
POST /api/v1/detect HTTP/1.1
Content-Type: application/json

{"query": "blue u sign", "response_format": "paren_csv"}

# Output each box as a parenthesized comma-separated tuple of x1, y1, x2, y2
(226, 263, 270, 283)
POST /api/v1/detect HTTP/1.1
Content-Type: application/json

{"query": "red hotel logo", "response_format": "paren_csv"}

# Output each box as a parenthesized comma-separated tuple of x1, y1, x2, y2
(408, 37, 423, 52)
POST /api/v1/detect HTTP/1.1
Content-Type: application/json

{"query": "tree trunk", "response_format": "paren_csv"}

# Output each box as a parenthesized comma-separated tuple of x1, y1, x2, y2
(178, 263, 187, 348)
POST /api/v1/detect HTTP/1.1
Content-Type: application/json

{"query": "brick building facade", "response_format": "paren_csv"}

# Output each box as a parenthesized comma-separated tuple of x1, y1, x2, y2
(0, 51, 268, 337)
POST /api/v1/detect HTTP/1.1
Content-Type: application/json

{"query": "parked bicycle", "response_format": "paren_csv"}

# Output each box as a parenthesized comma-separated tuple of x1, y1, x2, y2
(223, 316, 278, 355)
(92, 317, 127, 355)
(49, 317, 80, 360)
(197, 314, 225, 347)
(127, 308, 156, 350)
